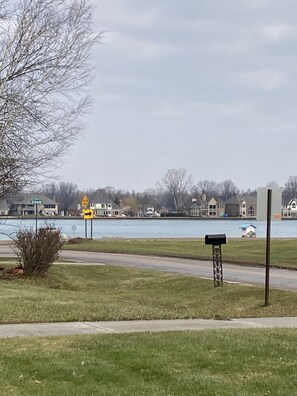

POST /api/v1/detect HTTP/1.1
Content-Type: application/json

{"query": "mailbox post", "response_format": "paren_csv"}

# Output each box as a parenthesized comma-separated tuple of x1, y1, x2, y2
(205, 234, 227, 287)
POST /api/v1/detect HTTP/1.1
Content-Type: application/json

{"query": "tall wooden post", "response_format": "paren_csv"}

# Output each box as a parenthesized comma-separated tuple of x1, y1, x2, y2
(265, 189, 272, 306)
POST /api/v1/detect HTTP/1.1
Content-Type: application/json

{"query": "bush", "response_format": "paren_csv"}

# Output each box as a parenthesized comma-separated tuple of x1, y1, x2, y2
(13, 228, 63, 276)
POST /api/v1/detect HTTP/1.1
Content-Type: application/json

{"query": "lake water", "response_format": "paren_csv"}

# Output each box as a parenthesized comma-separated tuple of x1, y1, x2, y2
(0, 218, 297, 240)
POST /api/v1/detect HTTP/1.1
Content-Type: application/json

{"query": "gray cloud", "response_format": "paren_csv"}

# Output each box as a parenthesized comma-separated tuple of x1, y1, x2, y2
(59, 0, 297, 191)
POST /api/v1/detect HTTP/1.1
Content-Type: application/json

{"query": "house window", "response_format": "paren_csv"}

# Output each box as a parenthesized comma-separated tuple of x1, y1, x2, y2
(248, 206, 255, 216)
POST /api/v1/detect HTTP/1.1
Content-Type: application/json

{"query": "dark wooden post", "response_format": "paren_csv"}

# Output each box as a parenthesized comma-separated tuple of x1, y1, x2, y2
(265, 189, 272, 306)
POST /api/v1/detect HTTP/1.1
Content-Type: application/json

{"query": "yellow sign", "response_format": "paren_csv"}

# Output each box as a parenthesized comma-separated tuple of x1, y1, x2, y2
(81, 194, 89, 208)
(84, 209, 94, 219)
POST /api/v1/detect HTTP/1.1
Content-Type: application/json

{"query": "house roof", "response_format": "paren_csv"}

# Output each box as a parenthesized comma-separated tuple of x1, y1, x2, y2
(208, 196, 224, 205)
(13, 193, 58, 205)
(197, 196, 207, 205)
(191, 195, 224, 206)
(90, 193, 120, 209)
(189, 203, 200, 209)
(239, 223, 257, 230)
(224, 195, 257, 205)
(288, 198, 297, 205)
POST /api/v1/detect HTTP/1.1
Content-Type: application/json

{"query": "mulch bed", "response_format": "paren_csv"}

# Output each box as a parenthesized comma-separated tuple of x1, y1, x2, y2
(0, 266, 24, 280)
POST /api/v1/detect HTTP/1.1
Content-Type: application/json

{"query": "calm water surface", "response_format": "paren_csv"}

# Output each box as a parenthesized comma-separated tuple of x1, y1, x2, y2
(0, 218, 297, 240)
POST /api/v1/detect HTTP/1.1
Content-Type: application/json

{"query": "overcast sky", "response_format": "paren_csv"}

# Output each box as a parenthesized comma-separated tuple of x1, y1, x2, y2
(59, 0, 297, 192)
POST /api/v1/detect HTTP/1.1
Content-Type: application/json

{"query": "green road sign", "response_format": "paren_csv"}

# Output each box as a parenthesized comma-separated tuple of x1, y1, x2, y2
(32, 197, 42, 204)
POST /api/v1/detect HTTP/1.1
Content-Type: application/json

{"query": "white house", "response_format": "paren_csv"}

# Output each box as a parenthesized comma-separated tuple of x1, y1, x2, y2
(89, 193, 121, 217)
(282, 198, 297, 218)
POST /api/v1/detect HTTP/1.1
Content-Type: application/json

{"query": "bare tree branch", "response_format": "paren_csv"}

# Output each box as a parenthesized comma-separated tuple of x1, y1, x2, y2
(0, 0, 102, 197)
(160, 168, 193, 211)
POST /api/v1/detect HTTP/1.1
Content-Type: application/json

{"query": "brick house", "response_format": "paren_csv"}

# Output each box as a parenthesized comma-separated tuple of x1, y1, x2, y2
(224, 195, 257, 218)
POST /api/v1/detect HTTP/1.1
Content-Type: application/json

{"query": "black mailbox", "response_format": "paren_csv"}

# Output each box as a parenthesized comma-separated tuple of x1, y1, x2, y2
(205, 234, 227, 245)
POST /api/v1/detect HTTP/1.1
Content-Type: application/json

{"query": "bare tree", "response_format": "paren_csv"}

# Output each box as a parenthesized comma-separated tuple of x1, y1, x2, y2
(40, 180, 78, 213)
(0, 0, 101, 197)
(240, 188, 257, 197)
(40, 182, 59, 200)
(160, 168, 193, 211)
(0, 0, 8, 19)
(136, 188, 163, 213)
(192, 179, 220, 199)
(218, 179, 239, 201)
(283, 176, 297, 204)
(266, 180, 280, 188)
(57, 181, 78, 214)
(121, 196, 140, 216)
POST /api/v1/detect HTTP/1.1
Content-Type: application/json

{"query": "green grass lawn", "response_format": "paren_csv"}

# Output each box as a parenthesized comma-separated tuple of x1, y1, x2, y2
(0, 264, 297, 324)
(1, 241, 297, 395)
(0, 329, 296, 395)
(64, 237, 297, 269)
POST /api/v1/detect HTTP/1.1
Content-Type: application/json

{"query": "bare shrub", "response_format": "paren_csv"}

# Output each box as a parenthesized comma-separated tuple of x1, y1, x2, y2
(13, 228, 63, 276)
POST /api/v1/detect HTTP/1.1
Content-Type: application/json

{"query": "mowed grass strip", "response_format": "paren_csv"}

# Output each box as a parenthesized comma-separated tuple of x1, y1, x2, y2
(0, 329, 296, 395)
(64, 238, 297, 268)
(0, 264, 297, 324)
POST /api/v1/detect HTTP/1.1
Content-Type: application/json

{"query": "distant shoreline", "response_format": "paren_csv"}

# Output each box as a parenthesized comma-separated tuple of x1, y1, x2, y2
(1, 216, 253, 221)
(0, 216, 296, 221)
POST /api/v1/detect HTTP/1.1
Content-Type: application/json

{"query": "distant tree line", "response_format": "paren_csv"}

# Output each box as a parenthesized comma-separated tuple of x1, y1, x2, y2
(21, 169, 297, 216)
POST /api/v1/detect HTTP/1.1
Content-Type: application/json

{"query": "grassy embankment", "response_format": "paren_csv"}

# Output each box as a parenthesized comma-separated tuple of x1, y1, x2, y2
(0, 263, 296, 324)
(63, 237, 297, 269)
(0, 237, 296, 323)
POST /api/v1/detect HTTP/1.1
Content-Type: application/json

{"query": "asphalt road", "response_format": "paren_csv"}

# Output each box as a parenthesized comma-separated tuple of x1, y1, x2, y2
(59, 250, 297, 291)
(1, 243, 297, 291)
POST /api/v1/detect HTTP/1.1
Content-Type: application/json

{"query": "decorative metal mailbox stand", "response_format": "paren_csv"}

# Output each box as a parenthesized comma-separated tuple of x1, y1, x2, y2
(205, 234, 227, 287)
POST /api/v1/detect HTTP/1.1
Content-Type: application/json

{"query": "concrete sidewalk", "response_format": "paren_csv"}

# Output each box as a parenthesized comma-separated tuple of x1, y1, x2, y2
(1, 317, 297, 338)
